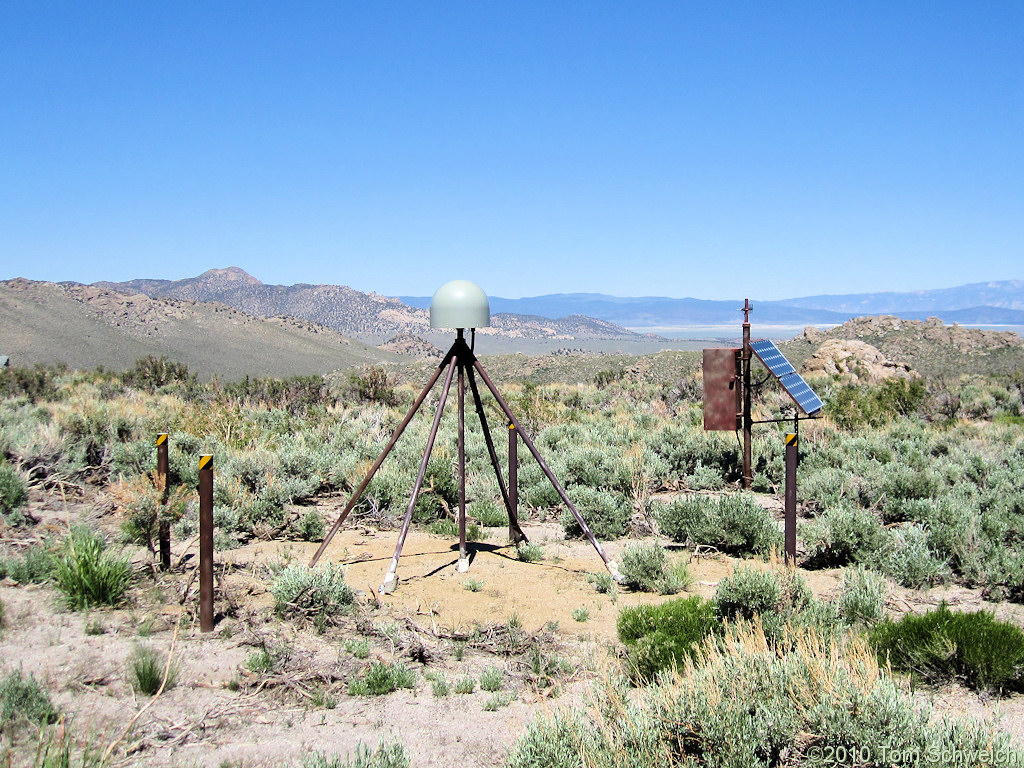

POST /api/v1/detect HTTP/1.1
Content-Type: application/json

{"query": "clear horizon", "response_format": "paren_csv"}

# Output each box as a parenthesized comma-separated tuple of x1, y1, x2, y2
(1, 3, 1021, 302)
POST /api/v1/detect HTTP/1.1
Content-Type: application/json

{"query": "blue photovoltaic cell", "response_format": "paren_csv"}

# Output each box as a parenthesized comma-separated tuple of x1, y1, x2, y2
(750, 339, 824, 415)
(749, 339, 796, 377)
(780, 373, 824, 415)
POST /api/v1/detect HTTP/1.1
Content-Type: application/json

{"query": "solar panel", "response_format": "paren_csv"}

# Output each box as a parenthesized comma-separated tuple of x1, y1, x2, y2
(750, 339, 823, 415)
(750, 339, 795, 377)
(779, 372, 824, 415)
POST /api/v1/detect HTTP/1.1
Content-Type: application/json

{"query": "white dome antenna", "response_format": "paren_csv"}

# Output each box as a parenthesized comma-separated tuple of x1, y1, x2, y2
(429, 280, 490, 329)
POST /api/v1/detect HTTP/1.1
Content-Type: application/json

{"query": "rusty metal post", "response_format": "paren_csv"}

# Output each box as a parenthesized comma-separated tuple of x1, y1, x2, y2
(156, 433, 171, 571)
(508, 420, 519, 543)
(198, 454, 214, 632)
(785, 432, 798, 565)
(742, 299, 753, 490)
(456, 349, 469, 572)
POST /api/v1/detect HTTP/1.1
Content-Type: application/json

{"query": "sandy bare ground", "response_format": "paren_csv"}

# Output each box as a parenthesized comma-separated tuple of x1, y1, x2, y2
(4, 490, 1024, 766)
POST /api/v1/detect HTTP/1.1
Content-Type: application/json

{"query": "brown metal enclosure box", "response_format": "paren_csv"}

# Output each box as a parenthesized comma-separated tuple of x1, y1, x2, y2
(703, 348, 741, 431)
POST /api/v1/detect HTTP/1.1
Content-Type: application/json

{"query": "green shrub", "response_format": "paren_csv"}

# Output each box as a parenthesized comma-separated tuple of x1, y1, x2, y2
(271, 563, 354, 624)
(302, 740, 409, 768)
(837, 566, 888, 625)
(870, 603, 1024, 694)
(869, 523, 949, 589)
(618, 541, 667, 593)
(116, 477, 189, 558)
(655, 494, 781, 557)
(454, 676, 476, 694)
(654, 496, 717, 545)
(826, 378, 927, 429)
(586, 572, 617, 596)
(479, 667, 504, 692)
(0, 543, 56, 584)
(715, 495, 782, 556)
(0, 462, 28, 515)
(431, 675, 450, 697)
(616, 596, 718, 682)
(122, 356, 193, 391)
(349, 662, 416, 697)
(801, 505, 886, 568)
(0, 364, 61, 402)
(618, 541, 688, 595)
(685, 461, 724, 491)
(128, 643, 178, 695)
(470, 498, 508, 527)
(563, 487, 629, 541)
(224, 374, 333, 415)
(713, 566, 782, 621)
(345, 638, 370, 659)
(509, 623, 1023, 768)
(247, 649, 277, 674)
(293, 510, 326, 542)
(713, 566, 813, 642)
(516, 542, 544, 563)
(571, 606, 589, 622)
(54, 527, 132, 609)
(483, 692, 513, 711)
(0, 669, 58, 733)
(345, 366, 399, 407)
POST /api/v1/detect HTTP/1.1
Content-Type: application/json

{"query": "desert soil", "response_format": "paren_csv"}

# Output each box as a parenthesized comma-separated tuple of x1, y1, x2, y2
(4, 489, 1024, 767)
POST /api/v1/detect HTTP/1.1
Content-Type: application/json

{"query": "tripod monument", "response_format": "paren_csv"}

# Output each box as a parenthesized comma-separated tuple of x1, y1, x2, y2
(309, 280, 624, 593)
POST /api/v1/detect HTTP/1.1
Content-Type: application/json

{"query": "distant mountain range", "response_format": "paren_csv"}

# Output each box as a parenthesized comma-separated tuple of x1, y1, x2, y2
(96, 267, 645, 346)
(775, 280, 1024, 313)
(3, 269, 1022, 377)
(93, 268, 1024, 331)
(402, 280, 1024, 328)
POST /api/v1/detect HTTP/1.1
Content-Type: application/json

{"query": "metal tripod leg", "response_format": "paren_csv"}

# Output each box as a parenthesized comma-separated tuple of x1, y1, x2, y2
(472, 359, 624, 582)
(380, 358, 458, 593)
(456, 361, 469, 572)
(466, 366, 527, 545)
(308, 359, 449, 568)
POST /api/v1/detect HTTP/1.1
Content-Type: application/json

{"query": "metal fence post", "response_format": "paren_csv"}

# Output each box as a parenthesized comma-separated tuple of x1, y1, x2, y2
(156, 433, 170, 571)
(785, 433, 798, 565)
(198, 454, 214, 632)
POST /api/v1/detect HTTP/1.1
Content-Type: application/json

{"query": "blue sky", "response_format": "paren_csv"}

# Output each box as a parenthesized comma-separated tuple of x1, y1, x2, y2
(1, 2, 1021, 300)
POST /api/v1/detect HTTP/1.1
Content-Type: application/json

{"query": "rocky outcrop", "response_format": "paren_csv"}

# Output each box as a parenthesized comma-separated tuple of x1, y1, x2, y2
(824, 315, 1021, 353)
(378, 334, 442, 359)
(803, 339, 915, 382)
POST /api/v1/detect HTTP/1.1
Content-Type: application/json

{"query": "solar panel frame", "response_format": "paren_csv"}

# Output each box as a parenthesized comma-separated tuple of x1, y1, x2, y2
(750, 339, 824, 416)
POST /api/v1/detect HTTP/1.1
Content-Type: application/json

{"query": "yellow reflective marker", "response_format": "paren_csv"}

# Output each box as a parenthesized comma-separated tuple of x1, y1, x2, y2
(785, 433, 798, 447)
(156, 433, 168, 445)
(199, 455, 213, 470)
(508, 422, 515, 431)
